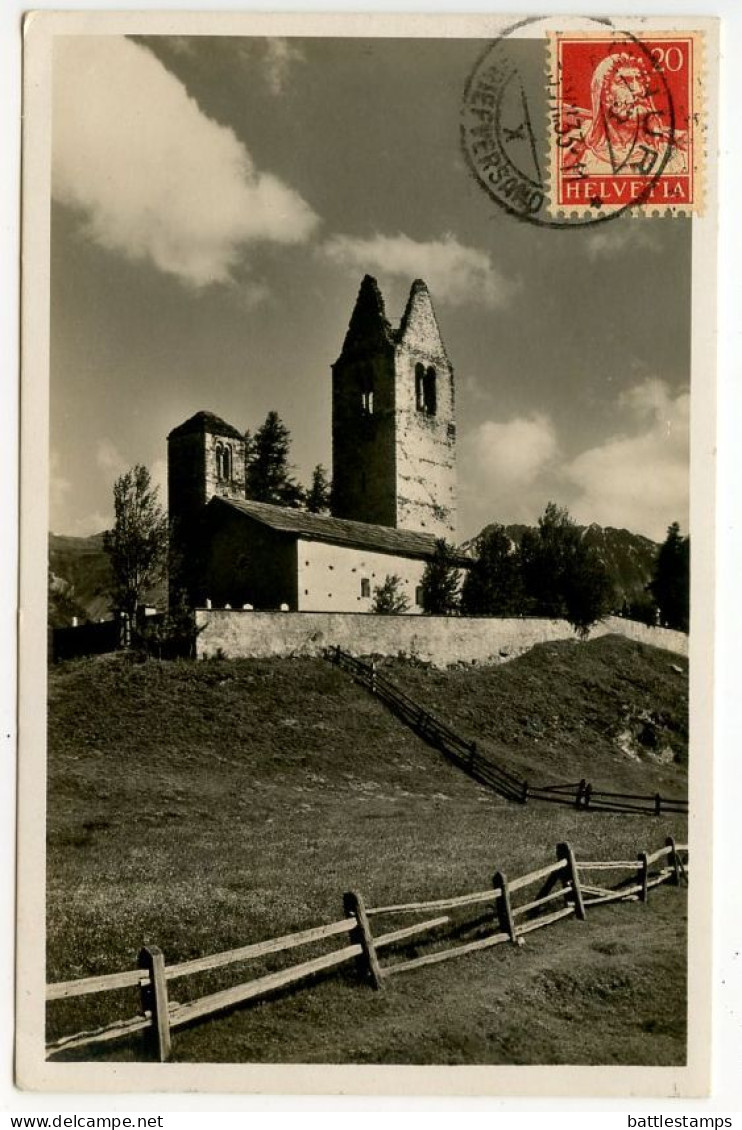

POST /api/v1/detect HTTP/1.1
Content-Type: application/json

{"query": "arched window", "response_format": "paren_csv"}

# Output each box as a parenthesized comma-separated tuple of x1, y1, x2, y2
(215, 442, 232, 482)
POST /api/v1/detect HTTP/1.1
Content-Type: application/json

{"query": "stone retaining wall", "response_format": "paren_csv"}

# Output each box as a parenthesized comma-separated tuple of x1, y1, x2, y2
(195, 610, 687, 666)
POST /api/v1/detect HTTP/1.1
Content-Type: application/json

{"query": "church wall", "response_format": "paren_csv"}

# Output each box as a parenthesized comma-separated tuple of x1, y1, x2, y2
(195, 611, 688, 665)
(201, 511, 298, 610)
(296, 539, 427, 613)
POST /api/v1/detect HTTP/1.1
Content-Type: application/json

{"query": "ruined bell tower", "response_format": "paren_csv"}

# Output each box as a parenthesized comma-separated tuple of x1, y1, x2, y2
(331, 275, 456, 539)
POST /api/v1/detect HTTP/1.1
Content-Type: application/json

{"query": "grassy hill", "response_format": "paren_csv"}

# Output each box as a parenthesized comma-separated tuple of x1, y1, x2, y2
(383, 634, 688, 796)
(46, 638, 688, 1065)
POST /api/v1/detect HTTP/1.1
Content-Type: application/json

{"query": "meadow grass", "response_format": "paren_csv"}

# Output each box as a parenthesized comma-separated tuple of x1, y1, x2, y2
(46, 639, 688, 1064)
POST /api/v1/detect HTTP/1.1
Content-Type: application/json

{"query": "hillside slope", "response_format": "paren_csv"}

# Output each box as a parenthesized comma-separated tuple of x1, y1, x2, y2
(47, 643, 688, 1064)
(383, 635, 687, 796)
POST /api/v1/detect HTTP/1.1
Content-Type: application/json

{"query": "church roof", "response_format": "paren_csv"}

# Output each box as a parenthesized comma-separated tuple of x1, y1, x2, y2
(168, 411, 244, 442)
(209, 496, 467, 563)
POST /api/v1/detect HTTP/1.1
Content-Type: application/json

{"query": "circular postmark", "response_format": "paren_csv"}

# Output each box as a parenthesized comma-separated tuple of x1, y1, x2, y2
(460, 16, 678, 227)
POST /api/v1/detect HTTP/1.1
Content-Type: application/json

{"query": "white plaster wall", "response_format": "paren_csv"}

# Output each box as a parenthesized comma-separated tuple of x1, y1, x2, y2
(296, 539, 426, 613)
(195, 611, 688, 665)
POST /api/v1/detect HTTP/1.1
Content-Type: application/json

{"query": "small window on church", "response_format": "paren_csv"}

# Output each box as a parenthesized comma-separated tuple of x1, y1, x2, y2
(360, 369, 374, 416)
(215, 442, 232, 482)
(415, 586, 424, 607)
(415, 363, 425, 412)
(361, 577, 371, 598)
(423, 367, 437, 416)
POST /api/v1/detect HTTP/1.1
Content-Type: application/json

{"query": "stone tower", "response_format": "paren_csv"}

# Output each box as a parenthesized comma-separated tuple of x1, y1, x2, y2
(167, 411, 246, 600)
(331, 275, 456, 539)
(167, 410, 246, 531)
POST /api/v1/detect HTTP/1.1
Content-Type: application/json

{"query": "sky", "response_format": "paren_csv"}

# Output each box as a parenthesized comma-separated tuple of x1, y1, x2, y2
(50, 34, 691, 543)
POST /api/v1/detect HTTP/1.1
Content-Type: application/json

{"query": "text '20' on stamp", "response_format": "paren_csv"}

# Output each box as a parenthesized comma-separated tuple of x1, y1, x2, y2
(547, 30, 705, 216)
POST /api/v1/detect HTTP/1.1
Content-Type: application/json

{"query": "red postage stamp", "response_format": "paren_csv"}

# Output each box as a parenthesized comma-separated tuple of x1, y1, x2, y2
(548, 31, 704, 215)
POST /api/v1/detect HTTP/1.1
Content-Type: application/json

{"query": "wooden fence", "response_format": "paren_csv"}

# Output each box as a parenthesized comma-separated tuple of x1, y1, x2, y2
(329, 647, 688, 817)
(46, 836, 688, 1063)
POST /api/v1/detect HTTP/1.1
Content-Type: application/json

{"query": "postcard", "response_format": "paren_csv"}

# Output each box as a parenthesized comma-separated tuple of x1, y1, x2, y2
(18, 10, 718, 1096)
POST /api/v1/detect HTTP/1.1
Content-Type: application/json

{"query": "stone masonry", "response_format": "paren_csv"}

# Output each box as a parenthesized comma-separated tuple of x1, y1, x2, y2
(331, 276, 456, 539)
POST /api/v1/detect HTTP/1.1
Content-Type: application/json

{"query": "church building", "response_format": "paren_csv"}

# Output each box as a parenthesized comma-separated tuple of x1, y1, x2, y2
(167, 275, 463, 614)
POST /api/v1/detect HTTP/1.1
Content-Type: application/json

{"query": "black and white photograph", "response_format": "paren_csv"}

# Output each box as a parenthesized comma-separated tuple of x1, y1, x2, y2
(16, 10, 719, 1098)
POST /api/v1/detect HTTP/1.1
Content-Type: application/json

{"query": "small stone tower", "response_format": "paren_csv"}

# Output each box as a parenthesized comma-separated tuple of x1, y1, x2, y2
(167, 411, 246, 601)
(331, 275, 456, 539)
(167, 410, 246, 532)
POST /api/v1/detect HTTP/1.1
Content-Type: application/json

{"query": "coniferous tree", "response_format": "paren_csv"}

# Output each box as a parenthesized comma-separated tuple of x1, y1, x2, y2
(371, 574, 410, 614)
(245, 411, 304, 508)
(419, 539, 461, 615)
(103, 464, 169, 620)
(306, 464, 331, 514)
(460, 525, 522, 615)
(520, 503, 612, 634)
(649, 522, 690, 631)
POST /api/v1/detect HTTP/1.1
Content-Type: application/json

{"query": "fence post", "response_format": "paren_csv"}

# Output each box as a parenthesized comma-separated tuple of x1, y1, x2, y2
(469, 741, 477, 771)
(343, 890, 384, 990)
(666, 836, 681, 886)
(583, 783, 592, 810)
(654, 792, 662, 817)
(370, 659, 377, 694)
(493, 871, 520, 945)
(575, 779, 586, 808)
(637, 852, 649, 902)
(138, 946, 171, 1062)
(556, 842, 586, 920)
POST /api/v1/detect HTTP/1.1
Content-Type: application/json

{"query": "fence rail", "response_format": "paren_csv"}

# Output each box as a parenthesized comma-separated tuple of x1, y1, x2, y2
(46, 836, 688, 1063)
(329, 648, 688, 817)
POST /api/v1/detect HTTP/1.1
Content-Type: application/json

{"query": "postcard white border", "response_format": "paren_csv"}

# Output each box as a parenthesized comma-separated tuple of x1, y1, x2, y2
(16, 7, 719, 1101)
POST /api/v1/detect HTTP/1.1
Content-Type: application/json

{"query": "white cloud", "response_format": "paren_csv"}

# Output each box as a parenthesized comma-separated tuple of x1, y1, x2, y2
(53, 37, 319, 287)
(95, 439, 127, 477)
(49, 450, 72, 516)
(584, 223, 659, 260)
(460, 414, 559, 526)
(262, 38, 305, 95)
(458, 380, 688, 541)
(322, 233, 513, 309)
(564, 379, 689, 540)
(67, 511, 113, 537)
(150, 458, 168, 506)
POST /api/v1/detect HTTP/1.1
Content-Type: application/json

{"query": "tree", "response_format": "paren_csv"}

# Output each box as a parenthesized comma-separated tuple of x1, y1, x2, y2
(306, 464, 331, 514)
(460, 525, 523, 616)
(649, 522, 689, 631)
(520, 502, 612, 634)
(419, 539, 461, 615)
(245, 411, 304, 508)
(371, 574, 410, 614)
(103, 464, 169, 621)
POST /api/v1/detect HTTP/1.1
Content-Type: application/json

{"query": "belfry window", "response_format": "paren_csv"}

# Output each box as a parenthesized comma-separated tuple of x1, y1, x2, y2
(216, 442, 232, 481)
(360, 369, 374, 416)
(415, 364, 437, 416)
